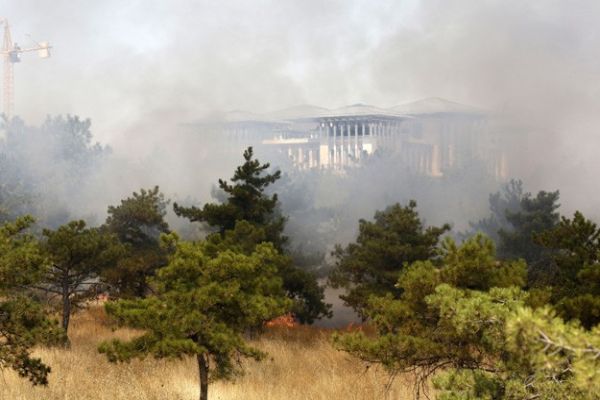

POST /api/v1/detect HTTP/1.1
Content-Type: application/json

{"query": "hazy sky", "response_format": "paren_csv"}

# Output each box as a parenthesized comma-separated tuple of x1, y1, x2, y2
(3, 0, 600, 214)
(2, 0, 420, 142)
(3, 0, 595, 135)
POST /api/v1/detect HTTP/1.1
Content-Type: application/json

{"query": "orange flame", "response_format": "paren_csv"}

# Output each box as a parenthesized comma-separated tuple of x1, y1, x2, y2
(265, 313, 297, 328)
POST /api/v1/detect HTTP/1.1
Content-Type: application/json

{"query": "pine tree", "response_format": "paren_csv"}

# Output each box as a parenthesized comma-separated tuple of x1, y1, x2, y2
(174, 147, 285, 249)
(434, 306, 600, 399)
(0, 216, 65, 385)
(99, 233, 291, 400)
(334, 231, 600, 399)
(102, 186, 171, 297)
(329, 201, 450, 317)
(466, 179, 524, 243)
(174, 147, 330, 323)
(333, 234, 527, 397)
(498, 190, 560, 269)
(37, 220, 124, 334)
(535, 211, 600, 328)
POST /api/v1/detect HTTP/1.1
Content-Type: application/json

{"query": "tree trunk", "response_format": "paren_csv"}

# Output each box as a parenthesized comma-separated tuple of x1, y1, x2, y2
(197, 353, 209, 400)
(62, 272, 71, 333)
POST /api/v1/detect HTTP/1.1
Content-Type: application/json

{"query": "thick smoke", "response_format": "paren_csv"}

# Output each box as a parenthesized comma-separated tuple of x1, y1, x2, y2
(1, 1, 599, 250)
(2, 0, 599, 328)
(368, 0, 600, 219)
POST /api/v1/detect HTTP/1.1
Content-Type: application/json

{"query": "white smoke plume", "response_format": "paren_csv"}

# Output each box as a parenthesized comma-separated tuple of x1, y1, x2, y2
(2, 0, 599, 228)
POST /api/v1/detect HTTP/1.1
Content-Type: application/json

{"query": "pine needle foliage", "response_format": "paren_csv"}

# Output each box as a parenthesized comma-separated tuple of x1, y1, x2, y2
(99, 232, 291, 400)
(0, 216, 65, 385)
(174, 147, 330, 323)
(329, 201, 450, 318)
(333, 234, 527, 398)
(102, 186, 171, 298)
(39, 220, 124, 334)
(434, 306, 600, 400)
(174, 147, 285, 249)
(534, 211, 600, 328)
(335, 231, 600, 399)
(498, 190, 560, 275)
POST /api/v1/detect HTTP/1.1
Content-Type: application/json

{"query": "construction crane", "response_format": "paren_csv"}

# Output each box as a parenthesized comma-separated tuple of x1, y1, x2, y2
(0, 18, 51, 119)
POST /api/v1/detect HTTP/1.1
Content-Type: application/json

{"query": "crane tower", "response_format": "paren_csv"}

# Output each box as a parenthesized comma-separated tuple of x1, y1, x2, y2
(0, 18, 51, 119)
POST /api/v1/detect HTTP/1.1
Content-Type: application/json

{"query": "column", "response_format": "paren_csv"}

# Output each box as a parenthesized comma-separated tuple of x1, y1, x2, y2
(354, 123, 359, 160)
(360, 123, 366, 159)
(346, 123, 352, 164)
(340, 123, 345, 168)
(431, 144, 441, 176)
(333, 123, 337, 167)
(321, 122, 331, 168)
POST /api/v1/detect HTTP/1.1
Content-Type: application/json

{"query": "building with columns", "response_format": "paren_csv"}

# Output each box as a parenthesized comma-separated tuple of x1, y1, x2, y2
(193, 98, 508, 180)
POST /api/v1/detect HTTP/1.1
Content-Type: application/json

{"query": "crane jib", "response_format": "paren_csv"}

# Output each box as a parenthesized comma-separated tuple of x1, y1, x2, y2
(0, 18, 51, 119)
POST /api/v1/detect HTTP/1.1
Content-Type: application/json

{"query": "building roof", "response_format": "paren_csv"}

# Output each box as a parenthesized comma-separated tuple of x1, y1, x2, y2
(190, 97, 484, 126)
(390, 97, 484, 115)
(266, 104, 330, 120)
(222, 110, 276, 123)
(324, 103, 407, 119)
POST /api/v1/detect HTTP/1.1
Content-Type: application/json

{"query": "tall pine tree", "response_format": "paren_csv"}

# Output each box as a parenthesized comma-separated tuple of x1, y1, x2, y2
(174, 147, 330, 323)
(174, 147, 285, 249)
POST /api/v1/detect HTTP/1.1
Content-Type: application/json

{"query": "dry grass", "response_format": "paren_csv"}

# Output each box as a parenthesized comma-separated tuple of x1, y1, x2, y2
(0, 306, 418, 400)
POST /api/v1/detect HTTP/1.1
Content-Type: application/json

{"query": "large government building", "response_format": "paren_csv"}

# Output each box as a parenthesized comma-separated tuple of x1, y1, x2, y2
(193, 97, 508, 180)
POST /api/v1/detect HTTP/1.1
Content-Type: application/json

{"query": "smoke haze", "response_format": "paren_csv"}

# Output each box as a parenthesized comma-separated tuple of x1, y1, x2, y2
(2, 0, 600, 228)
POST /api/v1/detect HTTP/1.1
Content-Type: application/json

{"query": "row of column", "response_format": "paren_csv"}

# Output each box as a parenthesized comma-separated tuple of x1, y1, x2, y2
(287, 139, 457, 176)
(318, 120, 402, 169)
(288, 146, 319, 170)
(400, 143, 444, 176)
(318, 120, 401, 139)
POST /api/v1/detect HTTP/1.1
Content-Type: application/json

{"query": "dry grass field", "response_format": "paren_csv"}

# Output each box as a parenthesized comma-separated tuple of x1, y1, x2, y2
(0, 306, 419, 400)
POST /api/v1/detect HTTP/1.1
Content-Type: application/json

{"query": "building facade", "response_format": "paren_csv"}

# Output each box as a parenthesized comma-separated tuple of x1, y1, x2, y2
(194, 98, 508, 180)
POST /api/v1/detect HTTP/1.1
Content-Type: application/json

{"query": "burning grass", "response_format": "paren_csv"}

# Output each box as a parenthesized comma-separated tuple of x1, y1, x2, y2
(0, 305, 419, 400)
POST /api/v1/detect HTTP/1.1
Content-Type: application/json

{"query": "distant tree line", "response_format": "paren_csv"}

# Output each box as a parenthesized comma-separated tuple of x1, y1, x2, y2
(0, 115, 109, 226)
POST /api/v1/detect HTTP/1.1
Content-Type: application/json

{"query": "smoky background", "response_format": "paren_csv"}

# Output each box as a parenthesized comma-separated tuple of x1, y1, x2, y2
(1, 1, 599, 325)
